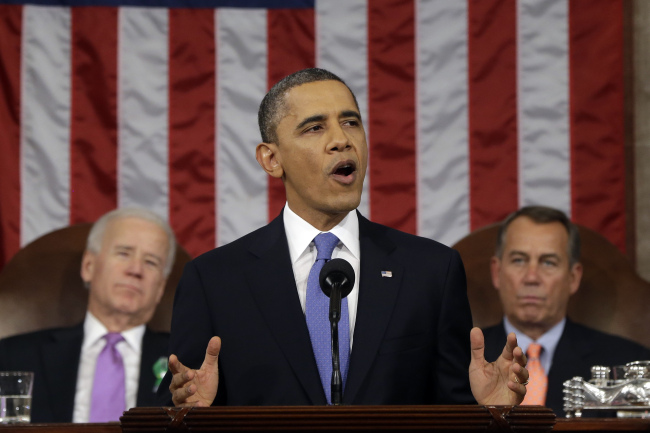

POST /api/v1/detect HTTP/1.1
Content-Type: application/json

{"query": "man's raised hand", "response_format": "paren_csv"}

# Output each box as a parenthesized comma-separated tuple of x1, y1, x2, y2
(468, 327, 528, 405)
(169, 336, 221, 407)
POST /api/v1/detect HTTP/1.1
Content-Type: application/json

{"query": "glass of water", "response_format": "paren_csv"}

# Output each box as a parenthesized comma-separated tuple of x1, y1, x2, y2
(0, 372, 34, 424)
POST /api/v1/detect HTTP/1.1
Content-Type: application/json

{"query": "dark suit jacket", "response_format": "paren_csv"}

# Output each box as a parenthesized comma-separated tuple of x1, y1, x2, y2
(0, 323, 169, 423)
(482, 319, 650, 417)
(159, 211, 476, 406)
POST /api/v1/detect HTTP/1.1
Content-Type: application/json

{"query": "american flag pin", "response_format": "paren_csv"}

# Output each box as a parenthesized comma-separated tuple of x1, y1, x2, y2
(381, 270, 392, 278)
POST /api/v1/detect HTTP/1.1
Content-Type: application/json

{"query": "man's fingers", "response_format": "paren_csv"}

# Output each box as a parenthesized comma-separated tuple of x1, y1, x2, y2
(501, 332, 519, 361)
(470, 327, 486, 361)
(512, 362, 529, 384)
(513, 345, 527, 367)
(169, 366, 195, 391)
(171, 382, 197, 406)
(168, 354, 189, 375)
(202, 336, 221, 370)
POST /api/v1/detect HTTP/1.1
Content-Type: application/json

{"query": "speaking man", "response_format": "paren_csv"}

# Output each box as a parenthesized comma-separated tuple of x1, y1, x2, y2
(482, 206, 650, 416)
(0, 208, 176, 422)
(159, 68, 529, 407)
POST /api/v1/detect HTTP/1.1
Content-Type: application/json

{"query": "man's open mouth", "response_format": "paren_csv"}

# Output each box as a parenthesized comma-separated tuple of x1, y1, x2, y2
(332, 161, 357, 177)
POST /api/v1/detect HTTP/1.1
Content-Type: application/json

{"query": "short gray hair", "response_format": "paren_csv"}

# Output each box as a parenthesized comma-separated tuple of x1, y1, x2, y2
(258, 68, 360, 144)
(495, 205, 581, 267)
(86, 208, 177, 277)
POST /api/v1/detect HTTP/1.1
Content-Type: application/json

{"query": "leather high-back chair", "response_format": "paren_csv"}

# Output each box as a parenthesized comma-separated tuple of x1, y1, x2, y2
(0, 223, 191, 340)
(452, 223, 650, 349)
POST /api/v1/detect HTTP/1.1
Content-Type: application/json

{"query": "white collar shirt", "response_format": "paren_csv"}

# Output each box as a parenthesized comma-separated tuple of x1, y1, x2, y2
(283, 204, 360, 349)
(73, 311, 145, 423)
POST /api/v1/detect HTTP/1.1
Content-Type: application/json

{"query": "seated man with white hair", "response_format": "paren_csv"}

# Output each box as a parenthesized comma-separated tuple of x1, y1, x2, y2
(0, 208, 176, 423)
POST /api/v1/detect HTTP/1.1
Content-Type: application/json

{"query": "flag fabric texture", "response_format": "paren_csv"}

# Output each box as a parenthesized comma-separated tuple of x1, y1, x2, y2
(0, 0, 627, 268)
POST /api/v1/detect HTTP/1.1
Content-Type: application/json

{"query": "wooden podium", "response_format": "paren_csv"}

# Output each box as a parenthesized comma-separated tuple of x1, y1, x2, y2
(120, 405, 555, 432)
(3, 406, 650, 432)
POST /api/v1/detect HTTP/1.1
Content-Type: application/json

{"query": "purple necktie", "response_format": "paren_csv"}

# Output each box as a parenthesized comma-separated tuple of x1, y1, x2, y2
(89, 333, 126, 422)
(305, 232, 350, 404)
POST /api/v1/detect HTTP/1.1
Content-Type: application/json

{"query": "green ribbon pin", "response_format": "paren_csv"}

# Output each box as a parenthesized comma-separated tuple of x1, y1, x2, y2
(152, 356, 168, 393)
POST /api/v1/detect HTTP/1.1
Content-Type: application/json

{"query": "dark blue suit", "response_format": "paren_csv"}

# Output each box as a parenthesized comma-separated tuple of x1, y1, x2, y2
(159, 211, 475, 405)
(482, 319, 650, 417)
(0, 323, 169, 423)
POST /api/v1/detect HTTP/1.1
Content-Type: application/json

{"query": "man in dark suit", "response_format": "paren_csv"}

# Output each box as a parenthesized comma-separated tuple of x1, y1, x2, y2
(160, 68, 529, 408)
(0, 207, 176, 423)
(482, 206, 650, 417)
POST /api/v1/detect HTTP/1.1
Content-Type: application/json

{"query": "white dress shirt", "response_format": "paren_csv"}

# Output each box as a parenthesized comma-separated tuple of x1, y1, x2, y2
(283, 204, 360, 349)
(73, 311, 144, 423)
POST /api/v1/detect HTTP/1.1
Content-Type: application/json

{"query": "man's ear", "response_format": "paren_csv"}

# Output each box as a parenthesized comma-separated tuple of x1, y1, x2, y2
(569, 262, 583, 296)
(256, 142, 284, 179)
(490, 256, 501, 290)
(80, 250, 96, 285)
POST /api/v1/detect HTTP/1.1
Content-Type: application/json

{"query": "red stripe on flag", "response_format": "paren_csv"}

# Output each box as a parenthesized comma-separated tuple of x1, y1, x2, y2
(70, 7, 118, 225)
(368, 0, 417, 234)
(266, 8, 315, 220)
(569, 0, 626, 252)
(0, 5, 22, 270)
(169, 9, 216, 257)
(467, 0, 518, 230)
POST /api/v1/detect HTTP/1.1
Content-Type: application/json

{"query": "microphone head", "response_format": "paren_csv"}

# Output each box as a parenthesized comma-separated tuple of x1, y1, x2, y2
(319, 258, 355, 299)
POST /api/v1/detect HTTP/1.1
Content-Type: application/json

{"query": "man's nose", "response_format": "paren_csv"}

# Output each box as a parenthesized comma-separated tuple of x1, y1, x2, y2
(126, 257, 144, 278)
(523, 264, 541, 283)
(327, 124, 352, 152)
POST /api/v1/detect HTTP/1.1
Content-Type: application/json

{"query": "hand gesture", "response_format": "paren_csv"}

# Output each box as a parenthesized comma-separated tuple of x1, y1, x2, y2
(468, 327, 528, 405)
(168, 336, 221, 407)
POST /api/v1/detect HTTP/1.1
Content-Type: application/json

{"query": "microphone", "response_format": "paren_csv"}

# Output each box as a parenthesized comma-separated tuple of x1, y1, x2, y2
(318, 258, 354, 406)
(319, 258, 355, 320)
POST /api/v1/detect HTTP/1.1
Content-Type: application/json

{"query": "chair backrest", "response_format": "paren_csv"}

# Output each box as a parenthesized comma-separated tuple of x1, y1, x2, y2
(0, 223, 191, 340)
(452, 223, 650, 349)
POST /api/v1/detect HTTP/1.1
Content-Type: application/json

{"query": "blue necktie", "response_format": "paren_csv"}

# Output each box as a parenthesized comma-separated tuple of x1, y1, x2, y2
(305, 232, 350, 404)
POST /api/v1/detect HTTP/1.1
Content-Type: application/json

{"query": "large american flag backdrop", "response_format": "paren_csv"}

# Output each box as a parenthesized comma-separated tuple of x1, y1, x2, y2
(0, 0, 627, 269)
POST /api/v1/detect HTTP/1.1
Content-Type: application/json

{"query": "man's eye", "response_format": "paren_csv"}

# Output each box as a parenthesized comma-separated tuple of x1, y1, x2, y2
(343, 119, 359, 127)
(305, 125, 323, 133)
(146, 260, 159, 267)
(542, 260, 557, 267)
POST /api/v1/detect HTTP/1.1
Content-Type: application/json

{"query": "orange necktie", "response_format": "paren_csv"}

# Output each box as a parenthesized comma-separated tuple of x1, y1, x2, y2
(521, 342, 547, 405)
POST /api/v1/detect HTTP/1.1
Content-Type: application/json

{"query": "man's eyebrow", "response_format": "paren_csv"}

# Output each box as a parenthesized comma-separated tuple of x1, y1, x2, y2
(539, 253, 561, 261)
(143, 252, 163, 264)
(340, 110, 361, 121)
(296, 114, 327, 131)
(295, 110, 362, 131)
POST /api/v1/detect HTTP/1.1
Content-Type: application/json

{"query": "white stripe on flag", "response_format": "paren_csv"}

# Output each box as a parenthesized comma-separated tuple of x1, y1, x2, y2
(415, 0, 469, 246)
(216, 8, 268, 246)
(517, 0, 571, 215)
(21, 5, 71, 246)
(316, 0, 370, 218)
(118, 7, 169, 219)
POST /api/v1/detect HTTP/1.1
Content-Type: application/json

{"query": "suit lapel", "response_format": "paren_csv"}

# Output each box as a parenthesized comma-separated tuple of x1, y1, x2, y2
(343, 215, 403, 404)
(137, 329, 167, 406)
(42, 324, 83, 422)
(245, 214, 326, 405)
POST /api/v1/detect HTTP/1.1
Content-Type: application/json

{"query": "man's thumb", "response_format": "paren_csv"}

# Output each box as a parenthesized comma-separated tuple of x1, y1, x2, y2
(202, 336, 221, 370)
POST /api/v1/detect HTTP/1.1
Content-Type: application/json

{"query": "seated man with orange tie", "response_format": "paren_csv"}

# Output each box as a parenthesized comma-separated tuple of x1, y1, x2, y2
(0, 208, 176, 423)
(482, 206, 650, 416)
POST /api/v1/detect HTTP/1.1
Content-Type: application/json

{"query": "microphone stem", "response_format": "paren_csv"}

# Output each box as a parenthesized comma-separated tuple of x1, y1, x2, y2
(330, 284, 342, 405)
